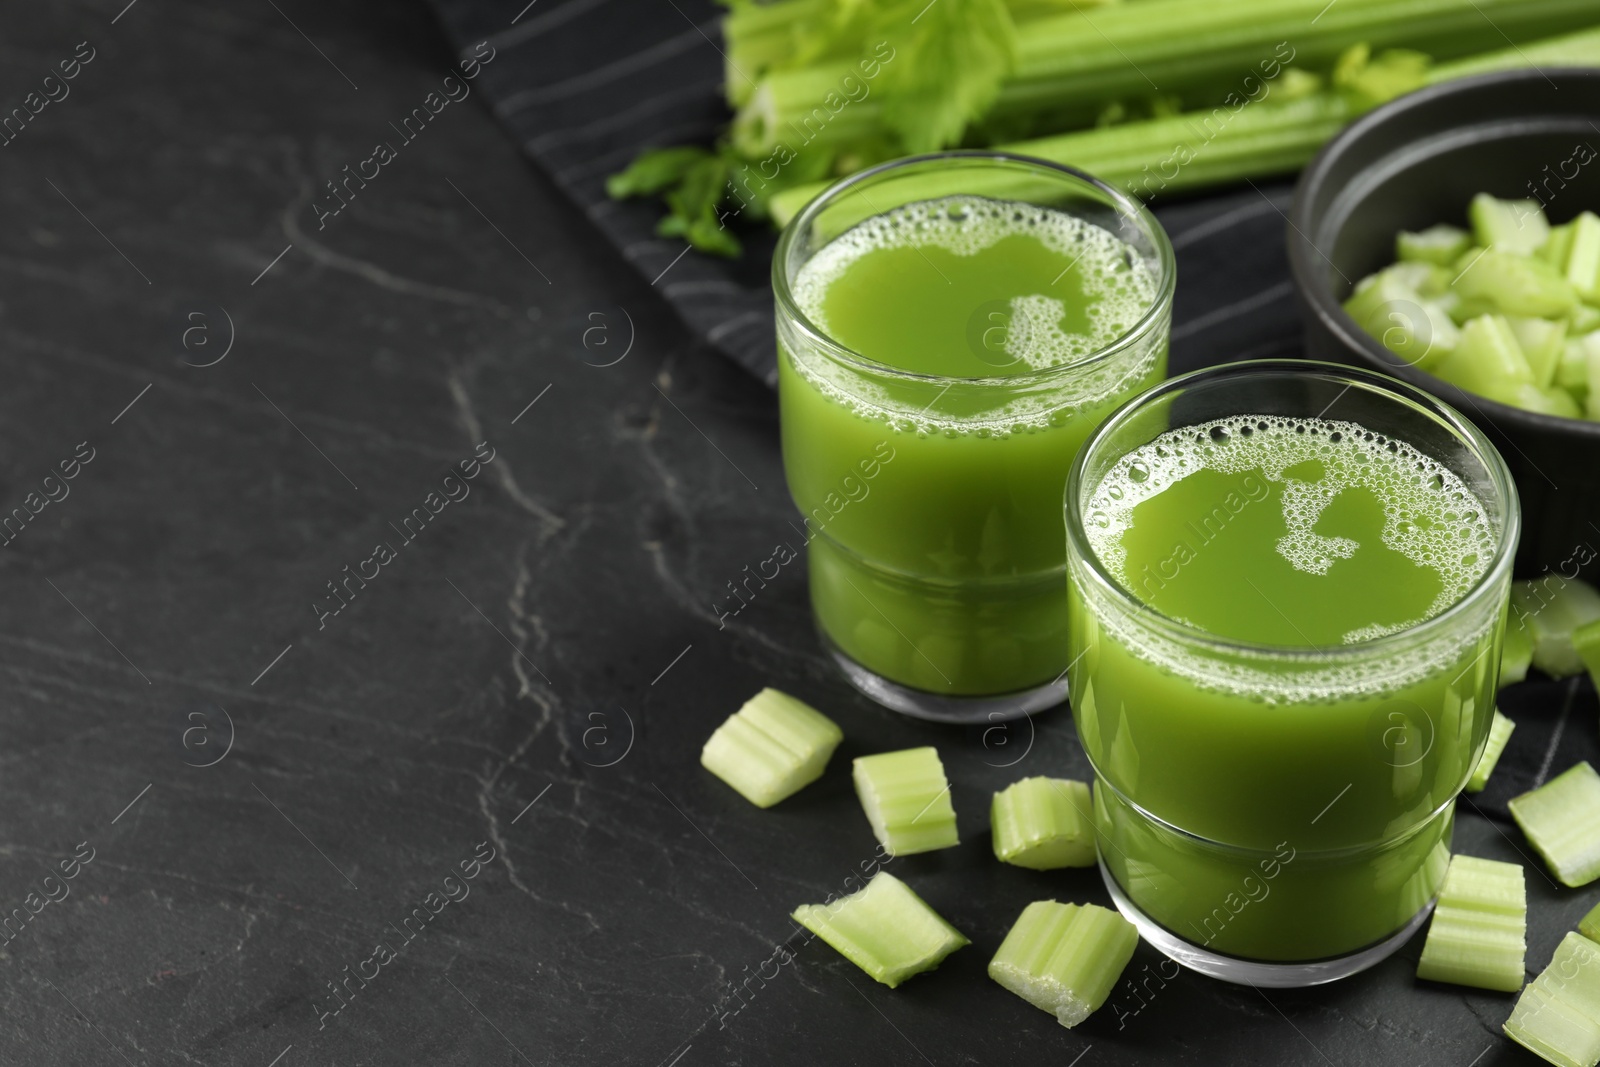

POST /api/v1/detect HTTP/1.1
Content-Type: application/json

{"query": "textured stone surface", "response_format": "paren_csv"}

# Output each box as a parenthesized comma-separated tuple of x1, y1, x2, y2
(0, 2, 1589, 1065)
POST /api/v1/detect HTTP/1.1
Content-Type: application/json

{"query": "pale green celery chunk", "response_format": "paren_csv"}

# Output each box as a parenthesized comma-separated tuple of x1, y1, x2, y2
(1452, 250, 1577, 318)
(853, 747, 958, 856)
(1504, 932, 1600, 1067)
(700, 688, 842, 808)
(1471, 193, 1550, 255)
(1416, 854, 1526, 991)
(1572, 306, 1600, 335)
(1573, 619, 1600, 695)
(1567, 212, 1600, 302)
(1399, 224, 1471, 266)
(792, 871, 968, 988)
(1466, 710, 1517, 793)
(1434, 315, 1533, 399)
(1343, 273, 1457, 369)
(1581, 901, 1600, 945)
(1558, 334, 1596, 395)
(1511, 578, 1600, 677)
(1502, 606, 1534, 687)
(989, 900, 1138, 1028)
(1510, 763, 1600, 888)
(1502, 382, 1582, 418)
(1511, 316, 1569, 388)
(1546, 222, 1578, 269)
(991, 778, 1095, 870)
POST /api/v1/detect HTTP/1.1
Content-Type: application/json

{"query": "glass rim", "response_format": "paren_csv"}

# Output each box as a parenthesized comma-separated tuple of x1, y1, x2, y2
(771, 149, 1178, 388)
(1063, 358, 1522, 661)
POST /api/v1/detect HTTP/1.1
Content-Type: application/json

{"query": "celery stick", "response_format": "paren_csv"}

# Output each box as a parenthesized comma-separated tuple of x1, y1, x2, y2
(1581, 901, 1600, 945)
(1547, 223, 1579, 269)
(792, 871, 969, 987)
(1471, 193, 1550, 255)
(1504, 932, 1600, 1067)
(1434, 315, 1534, 399)
(1559, 335, 1596, 396)
(991, 778, 1095, 870)
(988, 900, 1138, 1028)
(1503, 606, 1535, 687)
(1451, 251, 1578, 318)
(853, 747, 958, 856)
(700, 688, 843, 808)
(1512, 578, 1600, 677)
(1567, 212, 1600, 302)
(1509, 763, 1600, 888)
(1416, 854, 1526, 991)
(1573, 618, 1600, 694)
(1466, 710, 1517, 793)
(1399, 224, 1472, 266)
(1512, 317, 1569, 388)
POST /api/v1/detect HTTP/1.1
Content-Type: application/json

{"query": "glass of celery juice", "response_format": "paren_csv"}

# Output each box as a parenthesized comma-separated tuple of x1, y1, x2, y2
(1065, 360, 1520, 985)
(774, 152, 1174, 722)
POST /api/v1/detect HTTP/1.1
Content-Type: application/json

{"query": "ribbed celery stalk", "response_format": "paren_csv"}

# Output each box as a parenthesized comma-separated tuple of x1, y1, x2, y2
(792, 871, 969, 987)
(853, 747, 959, 855)
(1466, 710, 1517, 793)
(700, 688, 843, 807)
(1582, 901, 1600, 946)
(1512, 577, 1600, 678)
(1416, 854, 1526, 991)
(1504, 932, 1600, 1067)
(723, 0, 830, 107)
(991, 778, 1096, 870)
(988, 900, 1138, 1027)
(1509, 763, 1600, 888)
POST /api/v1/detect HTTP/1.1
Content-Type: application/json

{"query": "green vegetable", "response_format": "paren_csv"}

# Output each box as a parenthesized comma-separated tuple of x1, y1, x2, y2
(792, 871, 969, 987)
(1416, 853, 1526, 991)
(1399, 224, 1472, 265)
(1567, 212, 1600, 302)
(1470, 193, 1550, 255)
(1512, 577, 1600, 677)
(1559, 334, 1597, 397)
(991, 777, 1096, 870)
(1465, 709, 1516, 793)
(1511, 316, 1569, 388)
(1509, 762, 1600, 888)
(1573, 618, 1600, 694)
(1581, 901, 1600, 945)
(988, 900, 1138, 1028)
(1503, 931, 1600, 1067)
(1503, 606, 1535, 686)
(853, 747, 959, 856)
(1433, 314, 1534, 401)
(700, 688, 844, 807)
(1342, 272, 1458, 369)
(1451, 251, 1577, 319)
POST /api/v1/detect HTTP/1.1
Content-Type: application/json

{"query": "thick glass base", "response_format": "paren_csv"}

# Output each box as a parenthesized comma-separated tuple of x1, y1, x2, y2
(1099, 858, 1434, 987)
(821, 630, 1067, 724)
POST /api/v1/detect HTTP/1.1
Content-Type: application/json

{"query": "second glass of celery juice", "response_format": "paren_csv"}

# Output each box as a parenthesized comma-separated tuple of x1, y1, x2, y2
(774, 152, 1174, 722)
(1065, 361, 1519, 984)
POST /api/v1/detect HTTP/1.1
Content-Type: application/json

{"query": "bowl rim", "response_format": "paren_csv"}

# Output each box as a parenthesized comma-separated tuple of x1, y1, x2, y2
(1287, 65, 1600, 442)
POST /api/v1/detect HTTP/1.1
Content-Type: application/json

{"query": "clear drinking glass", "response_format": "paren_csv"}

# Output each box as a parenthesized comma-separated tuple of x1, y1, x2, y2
(1063, 360, 1520, 985)
(773, 151, 1175, 723)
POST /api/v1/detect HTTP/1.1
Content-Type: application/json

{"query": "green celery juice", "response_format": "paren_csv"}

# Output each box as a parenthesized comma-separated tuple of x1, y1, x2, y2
(778, 195, 1166, 695)
(1070, 415, 1504, 961)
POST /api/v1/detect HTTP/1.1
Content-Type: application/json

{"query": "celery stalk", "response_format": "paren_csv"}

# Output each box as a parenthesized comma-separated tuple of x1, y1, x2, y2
(700, 688, 843, 808)
(1511, 316, 1569, 388)
(1567, 212, 1600, 302)
(1470, 193, 1550, 255)
(853, 747, 959, 856)
(1434, 315, 1535, 401)
(1581, 901, 1600, 945)
(1466, 710, 1517, 793)
(991, 778, 1095, 870)
(1512, 577, 1600, 677)
(1416, 854, 1526, 991)
(792, 871, 969, 987)
(988, 900, 1138, 1028)
(1451, 254, 1577, 319)
(1509, 763, 1600, 888)
(1504, 932, 1600, 1067)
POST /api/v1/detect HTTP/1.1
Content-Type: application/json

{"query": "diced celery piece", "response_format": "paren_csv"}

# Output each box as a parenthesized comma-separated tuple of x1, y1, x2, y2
(1387, 261, 1453, 298)
(1503, 606, 1534, 687)
(1504, 932, 1600, 1067)
(792, 871, 968, 987)
(1452, 250, 1578, 319)
(988, 900, 1138, 1028)
(1545, 222, 1578, 269)
(1399, 224, 1472, 266)
(1589, 342, 1600, 421)
(1567, 212, 1600, 302)
(1434, 315, 1534, 400)
(1581, 900, 1600, 945)
(1511, 578, 1600, 677)
(1511, 317, 1569, 388)
(991, 778, 1095, 870)
(1503, 382, 1583, 419)
(853, 747, 958, 856)
(1573, 618, 1600, 695)
(1471, 193, 1550, 255)
(1466, 710, 1517, 793)
(1417, 854, 1526, 991)
(1343, 274, 1458, 370)
(700, 688, 842, 808)
(1573, 306, 1600, 335)
(1509, 762, 1600, 888)
(1560, 335, 1596, 396)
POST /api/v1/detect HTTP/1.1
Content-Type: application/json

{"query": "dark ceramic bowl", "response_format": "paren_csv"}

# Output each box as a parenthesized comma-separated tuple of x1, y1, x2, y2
(1289, 68, 1600, 580)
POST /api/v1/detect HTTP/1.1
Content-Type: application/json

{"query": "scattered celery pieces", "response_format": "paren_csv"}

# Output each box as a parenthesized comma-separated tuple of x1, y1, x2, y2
(853, 747, 958, 856)
(1510, 763, 1600, 888)
(991, 778, 1095, 870)
(988, 901, 1138, 1028)
(791, 871, 968, 988)
(1503, 932, 1600, 1067)
(1582, 901, 1600, 945)
(1415, 854, 1526, 991)
(1466, 710, 1517, 793)
(700, 688, 842, 808)
(1512, 578, 1600, 678)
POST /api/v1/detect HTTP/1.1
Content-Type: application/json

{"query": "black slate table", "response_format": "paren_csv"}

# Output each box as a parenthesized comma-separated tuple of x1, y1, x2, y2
(2, 2, 1594, 1065)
